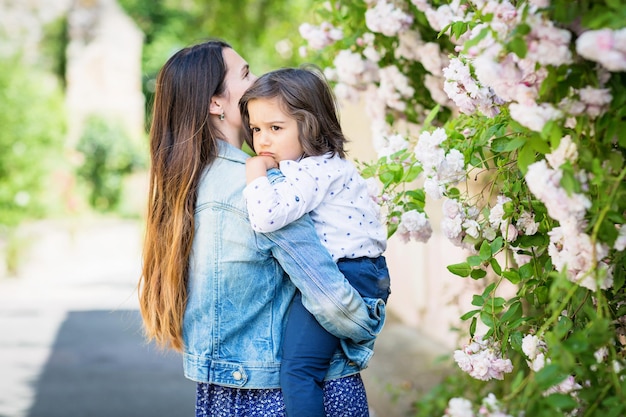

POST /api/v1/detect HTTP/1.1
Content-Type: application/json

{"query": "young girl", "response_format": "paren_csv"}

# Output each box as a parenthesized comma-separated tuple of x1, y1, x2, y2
(241, 67, 390, 417)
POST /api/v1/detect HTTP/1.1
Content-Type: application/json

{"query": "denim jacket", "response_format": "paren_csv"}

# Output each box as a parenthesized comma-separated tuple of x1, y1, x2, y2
(182, 140, 385, 388)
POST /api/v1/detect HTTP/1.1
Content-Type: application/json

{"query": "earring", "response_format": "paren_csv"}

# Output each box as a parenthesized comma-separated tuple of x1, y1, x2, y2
(219, 112, 225, 121)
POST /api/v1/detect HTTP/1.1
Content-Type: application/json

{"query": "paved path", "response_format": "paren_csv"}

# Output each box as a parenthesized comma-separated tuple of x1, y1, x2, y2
(0, 218, 450, 417)
(0, 219, 195, 417)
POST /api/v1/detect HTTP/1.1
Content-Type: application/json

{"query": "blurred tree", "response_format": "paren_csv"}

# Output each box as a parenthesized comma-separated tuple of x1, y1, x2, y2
(0, 55, 66, 226)
(40, 15, 69, 88)
(75, 115, 146, 212)
(118, 0, 314, 127)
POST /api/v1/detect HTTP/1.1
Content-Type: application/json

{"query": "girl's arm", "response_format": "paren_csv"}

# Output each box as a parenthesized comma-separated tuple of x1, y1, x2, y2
(243, 159, 329, 232)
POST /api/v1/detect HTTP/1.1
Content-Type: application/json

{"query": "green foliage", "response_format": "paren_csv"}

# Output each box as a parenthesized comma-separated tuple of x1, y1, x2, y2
(75, 116, 145, 212)
(301, 0, 626, 415)
(117, 0, 318, 126)
(40, 15, 69, 88)
(0, 56, 66, 226)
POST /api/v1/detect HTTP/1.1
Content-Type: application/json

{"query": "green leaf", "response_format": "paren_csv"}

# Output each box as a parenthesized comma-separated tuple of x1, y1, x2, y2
(480, 310, 495, 328)
(471, 268, 487, 279)
(460, 309, 481, 320)
(507, 35, 528, 58)
(467, 255, 483, 267)
(490, 257, 502, 275)
(379, 171, 395, 187)
(451, 21, 469, 39)
(490, 236, 504, 254)
(518, 234, 548, 247)
(535, 364, 566, 390)
(491, 136, 526, 152)
(503, 270, 521, 284)
(564, 332, 589, 353)
(484, 297, 506, 313)
(535, 285, 549, 304)
(469, 316, 477, 337)
(359, 164, 377, 178)
(484, 122, 507, 140)
(519, 263, 534, 279)
(602, 398, 626, 417)
(490, 297, 506, 307)
(471, 294, 484, 307)
(479, 240, 492, 261)
(517, 142, 537, 174)
(463, 27, 490, 52)
(447, 187, 460, 199)
(554, 316, 573, 338)
(597, 218, 619, 244)
(404, 164, 423, 182)
(501, 301, 522, 323)
(422, 105, 440, 129)
(447, 262, 471, 277)
(559, 167, 578, 195)
(482, 282, 496, 297)
(509, 331, 524, 352)
(514, 23, 532, 36)
(511, 368, 525, 391)
(545, 393, 578, 410)
(529, 132, 551, 153)
(405, 189, 426, 203)
(438, 22, 452, 39)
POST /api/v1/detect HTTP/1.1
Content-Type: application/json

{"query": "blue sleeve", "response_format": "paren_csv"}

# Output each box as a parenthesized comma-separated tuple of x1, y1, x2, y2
(255, 206, 384, 344)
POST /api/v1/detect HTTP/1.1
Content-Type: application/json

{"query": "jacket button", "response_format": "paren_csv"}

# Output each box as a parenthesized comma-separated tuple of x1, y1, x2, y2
(233, 371, 242, 380)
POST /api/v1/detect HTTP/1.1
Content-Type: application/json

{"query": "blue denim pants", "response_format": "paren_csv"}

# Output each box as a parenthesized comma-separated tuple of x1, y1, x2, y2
(280, 256, 390, 417)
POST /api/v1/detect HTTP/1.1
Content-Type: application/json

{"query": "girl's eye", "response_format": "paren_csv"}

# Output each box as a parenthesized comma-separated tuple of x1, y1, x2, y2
(270, 126, 281, 131)
(250, 127, 260, 133)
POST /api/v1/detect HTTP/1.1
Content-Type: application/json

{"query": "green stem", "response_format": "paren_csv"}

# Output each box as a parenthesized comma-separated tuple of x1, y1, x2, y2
(583, 382, 612, 416)
(608, 344, 624, 399)
(570, 291, 589, 320)
(590, 165, 626, 242)
(537, 280, 579, 336)
(502, 373, 530, 402)
(587, 165, 626, 318)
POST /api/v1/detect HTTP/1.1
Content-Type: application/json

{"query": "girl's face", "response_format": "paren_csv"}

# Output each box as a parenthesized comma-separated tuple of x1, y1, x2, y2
(247, 97, 303, 162)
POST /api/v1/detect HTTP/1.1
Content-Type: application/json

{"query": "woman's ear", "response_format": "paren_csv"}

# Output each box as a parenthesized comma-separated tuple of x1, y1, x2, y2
(209, 98, 223, 116)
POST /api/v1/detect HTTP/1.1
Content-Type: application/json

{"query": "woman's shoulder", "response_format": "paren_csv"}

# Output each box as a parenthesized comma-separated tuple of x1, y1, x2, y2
(196, 155, 247, 213)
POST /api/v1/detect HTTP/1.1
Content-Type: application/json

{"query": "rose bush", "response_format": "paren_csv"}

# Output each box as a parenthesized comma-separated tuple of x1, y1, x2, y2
(299, 1, 626, 416)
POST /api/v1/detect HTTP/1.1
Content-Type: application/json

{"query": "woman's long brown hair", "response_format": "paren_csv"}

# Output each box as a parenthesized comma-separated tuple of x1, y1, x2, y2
(139, 40, 230, 351)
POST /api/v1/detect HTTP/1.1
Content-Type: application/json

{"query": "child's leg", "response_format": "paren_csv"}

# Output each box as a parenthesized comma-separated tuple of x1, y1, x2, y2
(337, 256, 390, 302)
(281, 291, 340, 417)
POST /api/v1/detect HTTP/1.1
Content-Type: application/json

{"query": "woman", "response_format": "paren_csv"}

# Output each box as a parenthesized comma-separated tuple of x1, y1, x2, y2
(138, 40, 384, 416)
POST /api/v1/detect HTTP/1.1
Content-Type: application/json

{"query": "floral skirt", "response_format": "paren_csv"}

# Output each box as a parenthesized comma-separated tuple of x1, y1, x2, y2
(195, 373, 369, 417)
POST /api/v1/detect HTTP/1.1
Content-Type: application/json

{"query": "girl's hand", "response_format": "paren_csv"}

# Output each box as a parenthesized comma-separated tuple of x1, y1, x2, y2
(246, 155, 278, 184)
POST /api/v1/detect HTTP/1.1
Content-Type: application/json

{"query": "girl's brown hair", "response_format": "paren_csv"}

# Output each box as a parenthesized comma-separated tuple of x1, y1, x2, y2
(239, 66, 347, 158)
(139, 40, 230, 351)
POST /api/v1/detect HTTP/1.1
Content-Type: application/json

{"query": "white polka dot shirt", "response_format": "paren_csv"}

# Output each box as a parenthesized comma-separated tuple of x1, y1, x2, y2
(243, 153, 386, 261)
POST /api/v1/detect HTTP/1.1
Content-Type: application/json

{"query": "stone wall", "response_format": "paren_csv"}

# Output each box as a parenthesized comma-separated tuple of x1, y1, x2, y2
(340, 100, 475, 349)
(65, 0, 145, 144)
(0, 0, 71, 62)
(0, 0, 145, 144)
